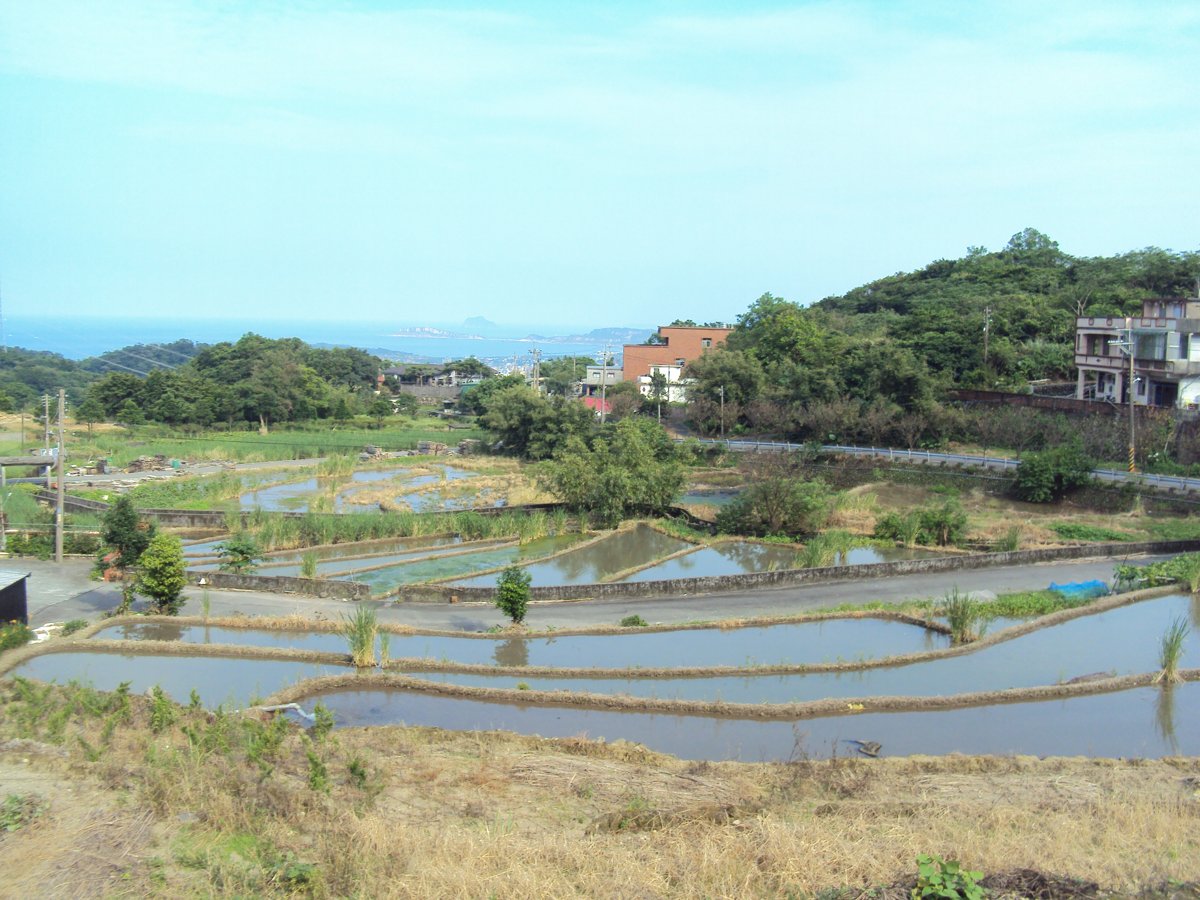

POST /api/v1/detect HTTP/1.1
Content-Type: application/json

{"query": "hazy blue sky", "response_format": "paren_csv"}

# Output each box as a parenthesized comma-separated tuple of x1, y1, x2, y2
(1, 1, 1197, 330)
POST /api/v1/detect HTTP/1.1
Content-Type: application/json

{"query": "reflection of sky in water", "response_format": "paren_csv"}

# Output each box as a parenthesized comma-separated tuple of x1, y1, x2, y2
(406, 594, 1200, 701)
(305, 682, 1200, 761)
(237, 465, 477, 512)
(334, 534, 586, 591)
(450, 525, 693, 587)
(94, 615, 945, 668)
(618, 542, 934, 582)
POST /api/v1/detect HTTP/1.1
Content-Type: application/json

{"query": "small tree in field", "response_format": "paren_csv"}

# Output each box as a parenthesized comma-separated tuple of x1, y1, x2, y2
(101, 495, 155, 570)
(215, 533, 263, 574)
(136, 533, 188, 615)
(495, 566, 531, 625)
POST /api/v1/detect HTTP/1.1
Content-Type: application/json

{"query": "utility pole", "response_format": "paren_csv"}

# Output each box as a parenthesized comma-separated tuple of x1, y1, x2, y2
(529, 348, 542, 394)
(719, 385, 726, 442)
(599, 344, 610, 424)
(1127, 318, 1136, 474)
(55, 388, 65, 563)
(982, 305, 992, 369)
(43, 394, 51, 488)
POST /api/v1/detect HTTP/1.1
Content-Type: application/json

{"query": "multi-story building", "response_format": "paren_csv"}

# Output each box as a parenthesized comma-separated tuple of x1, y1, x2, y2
(622, 324, 732, 401)
(1075, 294, 1200, 409)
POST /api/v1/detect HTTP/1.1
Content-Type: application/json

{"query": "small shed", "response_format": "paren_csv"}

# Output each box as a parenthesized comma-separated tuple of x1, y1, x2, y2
(0, 570, 30, 625)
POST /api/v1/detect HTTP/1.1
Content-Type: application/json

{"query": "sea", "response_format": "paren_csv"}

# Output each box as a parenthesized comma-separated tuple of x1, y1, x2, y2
(3, 315, 628, 368)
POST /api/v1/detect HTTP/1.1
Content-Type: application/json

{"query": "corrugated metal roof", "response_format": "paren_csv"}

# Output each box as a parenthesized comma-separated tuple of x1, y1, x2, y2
(0, 570, 30, 591)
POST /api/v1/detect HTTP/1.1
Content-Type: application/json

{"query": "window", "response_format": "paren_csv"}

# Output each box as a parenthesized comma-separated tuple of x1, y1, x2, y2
(675, 358, 685, 367)
(701, 338, 712, 348)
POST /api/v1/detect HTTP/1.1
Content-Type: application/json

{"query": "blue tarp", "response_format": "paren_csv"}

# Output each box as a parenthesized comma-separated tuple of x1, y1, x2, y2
(1048, 579, 1109, 599)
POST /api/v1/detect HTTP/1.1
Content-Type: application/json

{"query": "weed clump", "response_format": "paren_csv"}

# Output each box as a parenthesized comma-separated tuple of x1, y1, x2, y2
(940, 588, 980, 645)
(1156, 616, 1190, 684)
(341, 606, 378, 667)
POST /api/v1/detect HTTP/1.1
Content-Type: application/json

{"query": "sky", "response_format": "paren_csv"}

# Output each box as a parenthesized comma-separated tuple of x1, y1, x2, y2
(1, 1, 1197, 332)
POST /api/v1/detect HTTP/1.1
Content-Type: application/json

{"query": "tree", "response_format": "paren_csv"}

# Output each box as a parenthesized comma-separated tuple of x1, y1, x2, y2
(367, 396, 394, 428)
(214, 533, 263, 574)
(539, 418, 685, 526)
(135, 533, 187, 614)
(116, 398, 145, 427)
(648, 371, 668, 422)
(74, 396, 105, 434)
(1014, 444, 1094, 502)
(479, 386, 594, 459)
(716, 478, 834, 537)
(495, 566, 531, 625)
(101, 496, 154, 570)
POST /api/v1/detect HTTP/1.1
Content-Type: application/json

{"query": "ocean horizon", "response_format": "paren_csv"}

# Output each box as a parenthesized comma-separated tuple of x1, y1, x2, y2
(2, 315, 634, 365)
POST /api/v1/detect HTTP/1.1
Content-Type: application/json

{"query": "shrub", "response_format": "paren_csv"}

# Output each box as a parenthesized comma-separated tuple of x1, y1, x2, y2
(135, 533, 188, 615)
(495, 566, 532, 625)
(1157, 616, 1190, 684)
(60, 619, 89, 636)
(875, 501, 967, 547)
(101, 495, 155, 569)
(1014, 443, 1093, 503)
(215, 533, 263, 574)
(619, 615, 648, 627)
(912, 854, 984, 900)
(0, 621, 33, 652)
(716, 478, 834, 538)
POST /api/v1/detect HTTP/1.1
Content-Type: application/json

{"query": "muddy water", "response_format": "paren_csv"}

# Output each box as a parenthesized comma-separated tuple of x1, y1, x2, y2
(449, 525, 694, 587)
(7, 651, 347, 709)
(94, 616, 946, 668)
(332, 534, 587, 592)
(300, 681, 1200, 760)
(410, 594, 1200, 701)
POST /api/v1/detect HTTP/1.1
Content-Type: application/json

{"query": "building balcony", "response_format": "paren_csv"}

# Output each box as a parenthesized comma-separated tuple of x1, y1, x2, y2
(1076, 355, 1200, 378)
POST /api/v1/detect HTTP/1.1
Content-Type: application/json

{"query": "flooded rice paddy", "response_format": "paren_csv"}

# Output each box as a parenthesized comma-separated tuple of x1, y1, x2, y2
(12, 592, 1200, 759)
(93, 614, 947, 668)
(237, 464, 479, 513)
(299, 681, 1200, 761)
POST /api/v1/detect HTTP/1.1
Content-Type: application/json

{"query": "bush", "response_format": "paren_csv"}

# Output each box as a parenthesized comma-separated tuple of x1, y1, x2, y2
(0, 621, 33, 652)
(1014, 444, 1093, 503)
(101, 496, 155, 569)
(619, 615, 648, 627)
(215, 533, 263, 574)
(716, 478, 834, 538)
(495, 566, 532, 625)
(135, 533, 188, 615)
(60, 619, 89, 636)
(874, 501, 967, 547)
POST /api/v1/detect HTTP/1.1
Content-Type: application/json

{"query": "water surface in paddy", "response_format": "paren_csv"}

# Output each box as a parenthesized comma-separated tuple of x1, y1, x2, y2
(333, 533, 587, 591)
(7, 652, 346, 709)
(300, 681, 1200, 761)
(237, 465, 474, 512)
(449, 525, 693, 587)
(409, 594, 1200, 701)
(94, 615, 946, 668)
(616, 542, 935, 582)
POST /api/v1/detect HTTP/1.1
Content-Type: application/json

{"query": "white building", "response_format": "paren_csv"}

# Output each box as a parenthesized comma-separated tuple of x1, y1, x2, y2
(1075, 293, 1200, 409)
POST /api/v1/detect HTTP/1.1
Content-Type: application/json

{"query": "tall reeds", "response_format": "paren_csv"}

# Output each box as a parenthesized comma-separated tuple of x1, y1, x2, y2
(941, 588, 980, 645)
(1156, 616, 1189, 684)
(341, 606, 378, 668)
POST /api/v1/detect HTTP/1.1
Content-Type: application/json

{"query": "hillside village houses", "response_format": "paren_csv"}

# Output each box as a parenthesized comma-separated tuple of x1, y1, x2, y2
(1075, 287, 1200, 409)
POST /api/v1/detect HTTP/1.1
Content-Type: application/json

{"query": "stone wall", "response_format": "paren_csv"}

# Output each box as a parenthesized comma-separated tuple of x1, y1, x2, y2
(189, 571, 370, 600)
(392, 539, 1200, 603)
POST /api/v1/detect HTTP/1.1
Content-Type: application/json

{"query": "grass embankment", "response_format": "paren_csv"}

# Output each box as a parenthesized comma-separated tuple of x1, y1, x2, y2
(0, 678, 1196, 897)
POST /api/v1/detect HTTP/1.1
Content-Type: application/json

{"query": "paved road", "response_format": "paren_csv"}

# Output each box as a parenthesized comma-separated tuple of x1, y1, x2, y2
(18, 553, 1166, 632)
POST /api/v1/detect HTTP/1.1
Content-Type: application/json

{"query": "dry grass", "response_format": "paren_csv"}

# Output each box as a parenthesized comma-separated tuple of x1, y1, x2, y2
(0, 683, 1197, 898)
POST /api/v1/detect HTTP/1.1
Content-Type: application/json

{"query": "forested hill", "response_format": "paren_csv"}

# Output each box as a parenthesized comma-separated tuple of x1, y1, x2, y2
(807, 228, 1199, 386)
(680, 230, 1199, 436)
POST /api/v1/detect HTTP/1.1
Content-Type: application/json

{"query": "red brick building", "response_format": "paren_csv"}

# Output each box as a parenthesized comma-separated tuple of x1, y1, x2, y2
(622, 325, 733, 399)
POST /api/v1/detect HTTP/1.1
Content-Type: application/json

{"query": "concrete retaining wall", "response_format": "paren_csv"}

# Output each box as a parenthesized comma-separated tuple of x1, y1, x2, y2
(189, 571, 370, 600)
(394, 539, 1200, 603)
